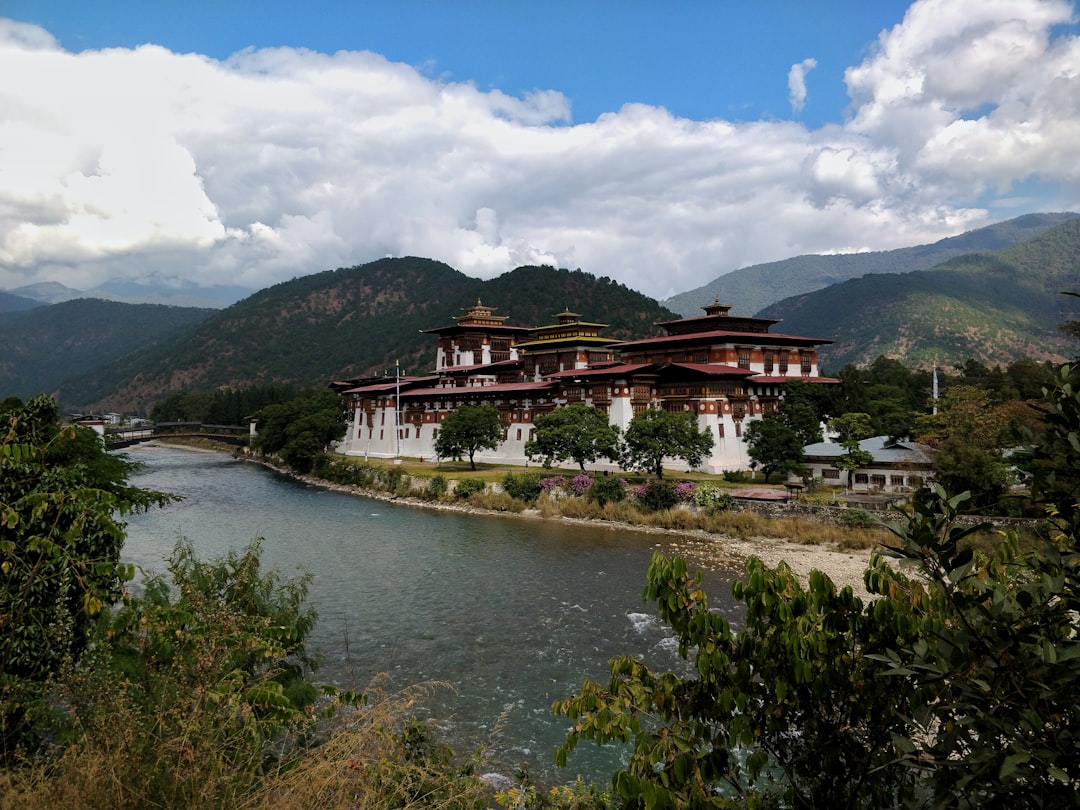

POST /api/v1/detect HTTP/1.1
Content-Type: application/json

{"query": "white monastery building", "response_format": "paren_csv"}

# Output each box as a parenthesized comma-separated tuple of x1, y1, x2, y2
(332, 299, 837, 475)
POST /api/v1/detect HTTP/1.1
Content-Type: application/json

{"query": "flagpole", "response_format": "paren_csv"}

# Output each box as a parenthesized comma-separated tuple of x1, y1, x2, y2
(395, 359, 401, 457)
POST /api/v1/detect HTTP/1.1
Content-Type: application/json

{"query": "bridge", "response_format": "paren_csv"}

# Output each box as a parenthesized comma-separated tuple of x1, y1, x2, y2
(106, 422, 250, 449)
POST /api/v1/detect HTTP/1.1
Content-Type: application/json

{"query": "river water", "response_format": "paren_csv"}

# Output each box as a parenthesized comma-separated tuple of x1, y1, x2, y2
(120, 445, 742, 783)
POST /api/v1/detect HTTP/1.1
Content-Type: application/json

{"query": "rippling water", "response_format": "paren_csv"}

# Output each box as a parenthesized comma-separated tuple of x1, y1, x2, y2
(120, 445, 742, 782)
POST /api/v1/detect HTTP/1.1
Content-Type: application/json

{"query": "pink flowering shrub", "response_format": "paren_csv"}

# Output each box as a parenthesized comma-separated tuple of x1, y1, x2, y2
(540, 476, 566, 493)
(569, 474, 594, 496)
(674, 482, 697, 502)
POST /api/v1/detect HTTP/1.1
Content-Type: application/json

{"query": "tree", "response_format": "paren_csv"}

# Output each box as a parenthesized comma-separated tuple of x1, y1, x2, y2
(252, 389, 346, 474)
(777, 380, 825, 446)
(743, 412, 805, 482)
(525, 403, 621, 472)
(433, 404, 504, 470)
(833, 439, 875, 489)
(621, 408, 713, 478)
(555, 553, 923, 808)
(915, 385, 1011, 508)
(0, 395, 172, 756)
(828, 412, 874, 444)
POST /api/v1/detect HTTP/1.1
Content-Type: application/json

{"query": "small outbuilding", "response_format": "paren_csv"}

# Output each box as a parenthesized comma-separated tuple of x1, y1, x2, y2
(800, 436, 934, 493)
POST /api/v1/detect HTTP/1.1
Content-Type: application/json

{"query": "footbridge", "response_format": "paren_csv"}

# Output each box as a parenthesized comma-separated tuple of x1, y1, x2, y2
(106, 422, 250, 449)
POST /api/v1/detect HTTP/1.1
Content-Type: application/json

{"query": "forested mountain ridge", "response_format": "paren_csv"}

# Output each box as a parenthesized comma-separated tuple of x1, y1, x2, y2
(664, 212, 1079, 318)
(760, 217, 1080, 372)
(53, 258, 679, 414)
(0, 299, 216, 401)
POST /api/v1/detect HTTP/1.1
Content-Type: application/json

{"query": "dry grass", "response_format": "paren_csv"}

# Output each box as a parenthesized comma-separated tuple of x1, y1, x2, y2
(0, 681, 490, 810)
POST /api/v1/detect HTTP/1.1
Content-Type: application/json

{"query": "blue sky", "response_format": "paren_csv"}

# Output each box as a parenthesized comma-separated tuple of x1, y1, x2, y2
(1, 0, 1078, 301)
(7, 1, 913, 126)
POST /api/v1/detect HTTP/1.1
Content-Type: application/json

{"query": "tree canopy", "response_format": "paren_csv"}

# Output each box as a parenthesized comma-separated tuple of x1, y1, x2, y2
(743, 412, 805, 483)
(433, 404, 504, 470)
(621, 408, 714, 478)
(525, 403, 621, 472)
(252, 389, 346, 474)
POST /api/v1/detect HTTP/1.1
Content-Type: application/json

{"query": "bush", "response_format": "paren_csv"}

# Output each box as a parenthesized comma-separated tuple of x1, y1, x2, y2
(569, 474, 594, 497)
(502, 472, 544, 503)
(428, 474, 448, 499)
(588, 475, 626, 507)
(469, 491, 526, 512)
(453, 477, 486, 499)
(840, 507, 878, 528)
(693, 483, 736, 511)
(722, 469, 751, 483)
(673, 481, 697, 502)
(640, 480, 679, 511)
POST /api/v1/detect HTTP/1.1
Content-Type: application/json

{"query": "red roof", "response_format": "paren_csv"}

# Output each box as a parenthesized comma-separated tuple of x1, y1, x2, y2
(750, 375, 841, 384)
(543, 363, 655, 379)
(611, 329, 833, 348)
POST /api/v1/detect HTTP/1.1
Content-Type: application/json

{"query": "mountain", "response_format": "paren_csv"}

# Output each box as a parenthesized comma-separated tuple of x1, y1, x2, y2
(49, 258, 679, 414)
(5, 279, 252, 309)
(7, 281, 85, 305)
(663, 212, 1080, 318)
(759, 217, 1080, 372)
(0, 291, 42, 314)
(0, 299, 216, 402)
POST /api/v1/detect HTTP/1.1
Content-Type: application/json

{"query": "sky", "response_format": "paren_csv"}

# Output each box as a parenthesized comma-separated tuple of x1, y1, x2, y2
(1, 0, 1079, 303)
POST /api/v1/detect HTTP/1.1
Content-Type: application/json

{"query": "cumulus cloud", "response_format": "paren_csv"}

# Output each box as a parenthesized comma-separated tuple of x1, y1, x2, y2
(0, 0, 1078, 302)
(788, 57, 817, 113)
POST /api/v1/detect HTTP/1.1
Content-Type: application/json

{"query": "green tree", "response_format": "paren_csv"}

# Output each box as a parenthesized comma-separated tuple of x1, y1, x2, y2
(0, 395, 172, 756)
(743, 412, 805, 482)
(433, 404, 504, 470)
(555, 553, 922, 809)
(252, 389, 345, 474)
(828, 412, 874, 444)
(777, 380, 825, 446)
(621, 408, 714, 479)
(833, 439, 875, 489)
(525, 403, 621, 472)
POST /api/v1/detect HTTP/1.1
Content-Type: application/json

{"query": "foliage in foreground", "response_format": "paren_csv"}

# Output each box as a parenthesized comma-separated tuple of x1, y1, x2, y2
(0, 395, 173, 758)
(554, 361, 1080, 809)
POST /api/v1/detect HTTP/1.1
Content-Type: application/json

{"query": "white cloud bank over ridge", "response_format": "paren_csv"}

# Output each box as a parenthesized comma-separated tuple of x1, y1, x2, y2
(1, 0, 1078, 302)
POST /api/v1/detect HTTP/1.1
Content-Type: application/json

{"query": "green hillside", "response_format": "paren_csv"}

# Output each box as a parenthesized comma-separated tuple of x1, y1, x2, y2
(54, 258, 678, 414)
(761, 218, 1080, 372)
(664, 212, 1079, 318)
(0, 299, 215, 402)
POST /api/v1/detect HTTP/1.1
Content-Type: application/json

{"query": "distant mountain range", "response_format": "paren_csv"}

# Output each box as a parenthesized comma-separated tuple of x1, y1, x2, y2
(2, 279, 254, 310)
(663, 212, 1079, 318)
(3, 212, 1078, 414)
(761, 216, 1080, 370)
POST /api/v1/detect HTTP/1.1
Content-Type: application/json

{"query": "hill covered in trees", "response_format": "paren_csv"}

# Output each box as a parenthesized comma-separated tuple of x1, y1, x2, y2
(0, 299, 215, 402)
(760, 217, 1080, 372)
(664, 212, 1078, 318)
(49, 258, 678, 414)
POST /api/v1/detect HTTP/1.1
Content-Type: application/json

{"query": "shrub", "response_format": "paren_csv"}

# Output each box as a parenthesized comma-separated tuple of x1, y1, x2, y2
(588, 475, 626, 507)
(569, 474, 594, 497)
(453, 477, 486, 499)
(502, 471, 544, 503)
(693, 483, 737, 511)
(540, 476, 566, 494)
(673, 481, 697, 502)
(469, 491, 526, 512)
(640, 480, 679, 511)
(840, 507, 878, 528)
(428, 474, 448, 499)
(722, 469, 751, 483)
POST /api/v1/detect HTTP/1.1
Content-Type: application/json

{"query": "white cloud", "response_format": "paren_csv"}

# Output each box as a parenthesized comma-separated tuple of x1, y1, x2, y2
(788, 57, 817, 114)
(0, 0, 1078, 303)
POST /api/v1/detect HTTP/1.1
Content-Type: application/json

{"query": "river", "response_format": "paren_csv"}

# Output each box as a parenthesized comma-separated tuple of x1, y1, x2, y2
(120, 444, 742, 783)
